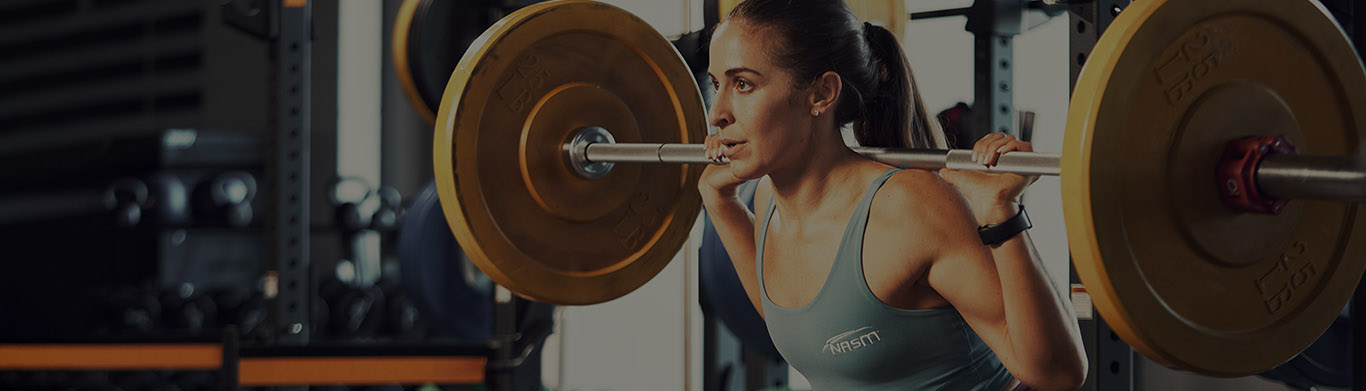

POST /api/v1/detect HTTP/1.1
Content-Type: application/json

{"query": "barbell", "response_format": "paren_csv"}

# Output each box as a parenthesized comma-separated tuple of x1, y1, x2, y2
(426, 0, 1366, 377)
(564, 127, 1365, 201)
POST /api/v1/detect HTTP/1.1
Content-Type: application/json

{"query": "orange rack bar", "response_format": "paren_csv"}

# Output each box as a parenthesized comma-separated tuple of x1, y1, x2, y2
(0, 344, 221, 370)
(0, 344, 486, 385)
(239, 356, 485, 386)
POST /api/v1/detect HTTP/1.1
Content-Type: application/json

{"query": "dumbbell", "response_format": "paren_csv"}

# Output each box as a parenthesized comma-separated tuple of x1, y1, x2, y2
(139, 172, 190, 227)
(158, 283, 217, 335)
(370, 186, 402, 232)
(103, 285, 162, 334)
(330, 177, 372, 233)
(105, 178, 148, 228)
(317, 277, 386, 338)
(210, 288, 266, 338)
(191, 171, 256, 228)
(376, 276, 422, 338)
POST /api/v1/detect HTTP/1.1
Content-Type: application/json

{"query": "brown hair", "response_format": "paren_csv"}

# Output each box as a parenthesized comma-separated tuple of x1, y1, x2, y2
(728, 0, 947, 149)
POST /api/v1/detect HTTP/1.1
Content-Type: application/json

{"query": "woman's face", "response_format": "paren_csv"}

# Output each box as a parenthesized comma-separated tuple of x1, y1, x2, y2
(706, 20, 815, 179)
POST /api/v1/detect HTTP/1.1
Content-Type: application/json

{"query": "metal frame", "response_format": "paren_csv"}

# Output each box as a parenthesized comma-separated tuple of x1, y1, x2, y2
(1343, 4, 1366, 389)
(270, 0, 313, 345)
(1356, 277, 1364, 391)
(487, 287, 554, 391)
(970, 0, 1022, 139)
(910, 1, 1067, 145)
(909, 1, 1020, 143)
(1068, 1, 1133, 390)
(1344, 4, 1366, 390)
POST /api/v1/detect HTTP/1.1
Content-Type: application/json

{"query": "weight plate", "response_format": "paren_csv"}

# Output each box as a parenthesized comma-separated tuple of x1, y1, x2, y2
(1285, 307, 1353, 387)
(393, 0, 493, 123)
(433, 0, 707, 305)
(1062, 0, 1366, 376)
(398, 181, 493, 339)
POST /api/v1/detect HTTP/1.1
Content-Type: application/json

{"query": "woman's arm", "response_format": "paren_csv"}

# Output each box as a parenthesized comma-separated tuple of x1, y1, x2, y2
(971, 208, 1088, 390)
(910, 180, 1086, 390)
(924, 133, 1087, 390)
(699, 167, 767, 316)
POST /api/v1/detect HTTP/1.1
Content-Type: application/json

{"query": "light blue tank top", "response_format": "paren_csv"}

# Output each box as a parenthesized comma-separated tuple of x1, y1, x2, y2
(757, 168, 1014, 391)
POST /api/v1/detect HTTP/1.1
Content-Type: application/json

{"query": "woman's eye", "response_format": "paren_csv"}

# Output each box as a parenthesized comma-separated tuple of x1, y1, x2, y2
(735, 80, 753, 92)
(710, 80, 719, 91)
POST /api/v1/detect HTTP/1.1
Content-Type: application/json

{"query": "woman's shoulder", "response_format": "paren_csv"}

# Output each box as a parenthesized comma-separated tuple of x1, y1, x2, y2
(879, 167, 963, 210)
(863, 167, 976, 272)
(868, 167, 977, 238)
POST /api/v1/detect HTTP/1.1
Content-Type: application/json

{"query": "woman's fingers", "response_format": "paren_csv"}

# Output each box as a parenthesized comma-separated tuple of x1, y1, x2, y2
(971, 133, 1036, 167)
(971, 132, 1004, 163)
(976, 133, 1012, 166)
(705, 134, 720, 161)
(986, 136, 1018, 166)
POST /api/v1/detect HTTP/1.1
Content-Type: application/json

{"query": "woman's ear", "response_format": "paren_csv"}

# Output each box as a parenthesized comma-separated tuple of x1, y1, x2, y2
(808, 71, 842, 116)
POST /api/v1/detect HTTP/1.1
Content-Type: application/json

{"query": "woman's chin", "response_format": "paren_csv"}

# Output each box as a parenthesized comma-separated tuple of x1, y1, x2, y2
(727, 160, 762, 181)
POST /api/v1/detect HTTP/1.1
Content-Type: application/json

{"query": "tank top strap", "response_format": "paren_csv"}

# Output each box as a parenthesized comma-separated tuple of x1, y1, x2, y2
(849, 168, 903, 227)
(835, 168, 902, 271)
(756, 188, 779, 304)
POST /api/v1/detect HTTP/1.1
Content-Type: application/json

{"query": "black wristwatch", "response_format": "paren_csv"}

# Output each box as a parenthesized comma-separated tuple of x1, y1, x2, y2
(978, 204, 1031, 246)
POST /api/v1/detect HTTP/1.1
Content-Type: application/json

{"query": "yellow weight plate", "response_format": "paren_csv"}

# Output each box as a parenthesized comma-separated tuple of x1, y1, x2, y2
(393, 0, 494, 124)
(433, 0, 707, 305)
(1063, 0, 1366, 376)
(718, 0, 741, 21)
(392, 0, 433, 123)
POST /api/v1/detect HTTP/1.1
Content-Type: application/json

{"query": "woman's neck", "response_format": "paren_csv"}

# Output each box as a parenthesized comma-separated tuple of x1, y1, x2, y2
(766, 127, 873, 225)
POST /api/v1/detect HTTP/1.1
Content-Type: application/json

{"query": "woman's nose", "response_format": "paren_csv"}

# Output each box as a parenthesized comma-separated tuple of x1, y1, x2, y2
(707, 94, 732, 129)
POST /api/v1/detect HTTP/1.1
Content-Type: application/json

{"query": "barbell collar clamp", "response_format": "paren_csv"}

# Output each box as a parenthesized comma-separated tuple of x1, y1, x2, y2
(566, 126, 616, 179)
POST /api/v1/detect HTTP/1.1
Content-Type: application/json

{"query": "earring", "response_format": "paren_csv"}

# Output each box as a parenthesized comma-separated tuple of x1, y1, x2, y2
(812, 109, 821, 116)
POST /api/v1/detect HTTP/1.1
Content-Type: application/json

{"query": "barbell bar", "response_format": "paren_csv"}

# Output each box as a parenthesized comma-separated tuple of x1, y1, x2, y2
(568, 127, 1366, 203)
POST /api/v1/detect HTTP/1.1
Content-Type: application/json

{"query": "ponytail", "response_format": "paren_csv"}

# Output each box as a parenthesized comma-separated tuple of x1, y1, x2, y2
(728, 0, 947, 150)
(856, 23, 947, 150)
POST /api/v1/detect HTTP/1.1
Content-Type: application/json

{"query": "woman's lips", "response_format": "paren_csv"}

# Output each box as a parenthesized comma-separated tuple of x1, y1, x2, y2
(722, 141, 745, 158)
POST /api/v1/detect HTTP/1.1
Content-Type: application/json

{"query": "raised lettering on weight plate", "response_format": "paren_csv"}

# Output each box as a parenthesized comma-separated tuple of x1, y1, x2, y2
(1152, 28, 1230, 105)
(612, 193, 661, 249)
(496, 55, 550, 113)
(1256, 241, 1313, 314)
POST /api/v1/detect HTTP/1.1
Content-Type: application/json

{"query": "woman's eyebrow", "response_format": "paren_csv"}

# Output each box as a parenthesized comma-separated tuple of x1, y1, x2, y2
(707, 67, 763, 81)
(724, 67, 763, 77)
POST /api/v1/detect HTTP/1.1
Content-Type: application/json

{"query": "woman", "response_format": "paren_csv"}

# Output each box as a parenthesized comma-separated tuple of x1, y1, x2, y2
(699, 1, 1088, 390)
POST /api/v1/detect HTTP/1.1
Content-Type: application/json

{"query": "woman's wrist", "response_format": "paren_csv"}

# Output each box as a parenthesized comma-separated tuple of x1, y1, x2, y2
(975, 200, 1021, 226)
(700, 185, 741, 209)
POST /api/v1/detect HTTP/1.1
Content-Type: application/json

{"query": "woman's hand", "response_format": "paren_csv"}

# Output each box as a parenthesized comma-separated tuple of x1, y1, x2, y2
(938, 133, 1039, 225)
(699, 134, 749, 200)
